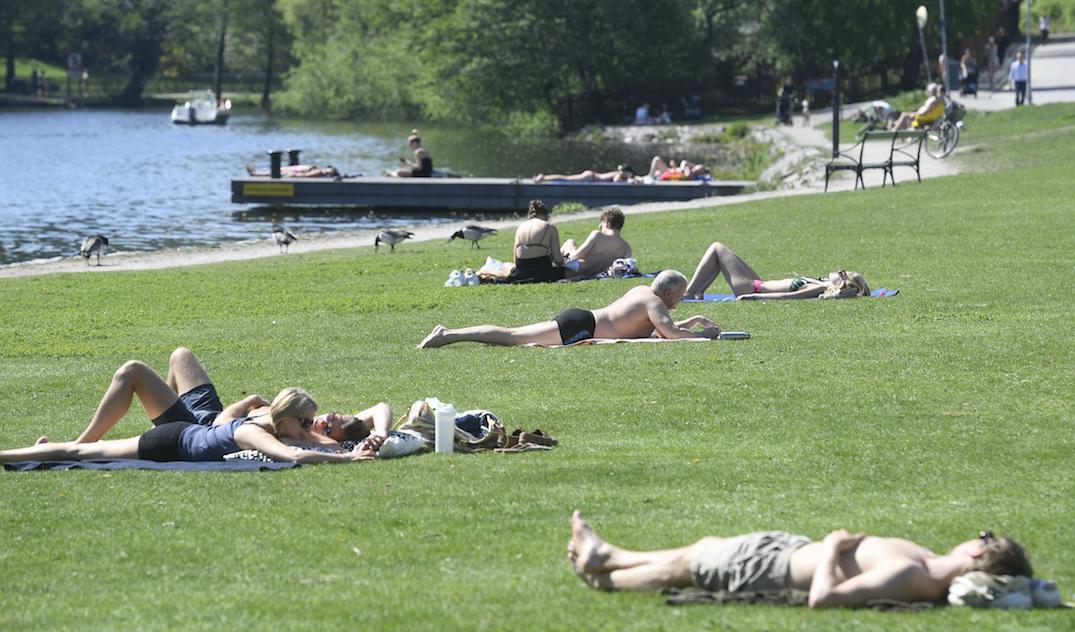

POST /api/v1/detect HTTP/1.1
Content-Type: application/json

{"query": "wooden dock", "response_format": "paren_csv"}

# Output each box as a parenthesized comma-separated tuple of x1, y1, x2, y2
(230, 176, 751, 210)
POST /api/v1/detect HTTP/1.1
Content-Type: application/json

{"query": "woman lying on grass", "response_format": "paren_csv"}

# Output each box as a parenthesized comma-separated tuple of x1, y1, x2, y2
(684, 242, 870, 300)
(0, 350, 386, 465)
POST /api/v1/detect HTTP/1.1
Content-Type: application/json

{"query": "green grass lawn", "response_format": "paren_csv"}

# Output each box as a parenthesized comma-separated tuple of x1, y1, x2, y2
(1, 105, 1073, 630)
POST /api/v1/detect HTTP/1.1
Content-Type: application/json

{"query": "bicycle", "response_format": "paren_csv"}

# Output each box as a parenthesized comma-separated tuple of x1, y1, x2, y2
(923, 98, 966, 159)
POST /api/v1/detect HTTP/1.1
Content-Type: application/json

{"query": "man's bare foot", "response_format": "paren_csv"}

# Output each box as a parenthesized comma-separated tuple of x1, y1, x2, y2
(417, 325, 447, 349)
(534, 174, 545, 182)
(35, 436, 50, 445)
(245, 164, 257, 176)
(569, 510, 615, 575)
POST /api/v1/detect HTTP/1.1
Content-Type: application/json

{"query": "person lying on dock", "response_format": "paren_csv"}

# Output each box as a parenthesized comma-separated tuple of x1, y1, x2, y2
(0, 347, 387, 465)
(385, 129, 434, 177)
(567, 511, 1033, 608)
(534, 164, 636, 183)
(684, 241, 869, 300)
(417, 270, 721, 348)
(245, 164, 340, 178)
(647, 156, 711, 181)
(560, 207, 632, 278)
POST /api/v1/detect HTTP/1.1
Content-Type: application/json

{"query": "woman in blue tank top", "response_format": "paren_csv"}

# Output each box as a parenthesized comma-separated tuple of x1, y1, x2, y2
(0, 387, 384, 465)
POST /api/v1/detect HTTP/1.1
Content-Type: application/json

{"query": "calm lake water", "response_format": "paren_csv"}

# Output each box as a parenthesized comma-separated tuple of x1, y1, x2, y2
(0, 109, 657, 266)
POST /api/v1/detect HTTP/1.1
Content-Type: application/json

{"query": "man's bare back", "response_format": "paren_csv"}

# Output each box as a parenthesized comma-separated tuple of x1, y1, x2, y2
(571, 231, 632, 277)
(592, 286, 669, 338)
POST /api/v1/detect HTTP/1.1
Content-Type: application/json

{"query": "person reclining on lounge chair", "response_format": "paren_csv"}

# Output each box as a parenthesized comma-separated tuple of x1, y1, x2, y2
(683, 241, 869, 300)
(567, 511, 1034, 608)
(246, 164, 340, 178)
(417, 270, 721, 348)
(534, 165, 636, 183)
(0, 348, 388, 464)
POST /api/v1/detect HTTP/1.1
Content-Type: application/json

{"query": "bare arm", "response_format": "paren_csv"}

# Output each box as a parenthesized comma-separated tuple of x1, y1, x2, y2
(548, 225, 565, 266)
(235, 426, 372, 464)
(214, 395, 269, 425)
(648, 301, 712, 339)
(674, 315, 721, 334)
(355, 402, 393, 437)
(807, 531, 934, 608)
(565, 231, 600, 263)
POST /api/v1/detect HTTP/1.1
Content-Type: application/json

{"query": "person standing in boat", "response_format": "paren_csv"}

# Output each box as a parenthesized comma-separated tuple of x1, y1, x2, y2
(385, 129, 434, 177)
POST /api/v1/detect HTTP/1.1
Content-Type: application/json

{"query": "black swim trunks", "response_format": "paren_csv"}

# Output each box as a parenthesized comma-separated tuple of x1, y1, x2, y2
(552, 308, 596, 345)
(150, 383, 224, 427)
(137, 421, 194, 461)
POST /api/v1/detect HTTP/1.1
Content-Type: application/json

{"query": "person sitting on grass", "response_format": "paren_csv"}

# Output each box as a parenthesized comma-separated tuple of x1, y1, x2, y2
(683, 241, 869, 301)
(246, 164, 340, 178)
(417, 270, 721, 348)
(0, 348, 386, 464)
(892, 83, 945, 130)
(534, 165, 636, 183)
(567, 511, 1033, 608)
(560, 207, 632, 278)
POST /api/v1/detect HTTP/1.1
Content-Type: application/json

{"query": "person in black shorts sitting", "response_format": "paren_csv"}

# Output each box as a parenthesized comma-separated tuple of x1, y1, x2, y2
(417, 270, 722, 348)
(385, 129, 434, 177)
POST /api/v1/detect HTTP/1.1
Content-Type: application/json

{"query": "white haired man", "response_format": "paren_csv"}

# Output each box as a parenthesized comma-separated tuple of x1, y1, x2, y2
(418, 270, 720, 348)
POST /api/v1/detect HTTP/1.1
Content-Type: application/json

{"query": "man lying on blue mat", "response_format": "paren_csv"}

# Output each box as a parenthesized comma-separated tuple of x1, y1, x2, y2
(418, 270, 721, 348)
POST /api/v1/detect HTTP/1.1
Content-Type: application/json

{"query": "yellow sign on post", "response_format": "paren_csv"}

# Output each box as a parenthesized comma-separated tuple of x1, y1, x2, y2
(243, 182, 295, 197)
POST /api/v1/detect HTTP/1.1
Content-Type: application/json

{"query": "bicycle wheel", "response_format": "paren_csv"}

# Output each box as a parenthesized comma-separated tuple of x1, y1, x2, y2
(925, 123, 959, 158)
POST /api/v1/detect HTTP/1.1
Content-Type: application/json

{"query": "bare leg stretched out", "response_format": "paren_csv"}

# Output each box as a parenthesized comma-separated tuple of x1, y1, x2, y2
(418, 321, 562, 349)
(683, 242, 763, 299)
(568, 510, 701, 591)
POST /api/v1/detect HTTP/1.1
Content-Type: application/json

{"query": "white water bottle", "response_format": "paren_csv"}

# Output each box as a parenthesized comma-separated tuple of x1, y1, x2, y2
(434, 402, 456, 453)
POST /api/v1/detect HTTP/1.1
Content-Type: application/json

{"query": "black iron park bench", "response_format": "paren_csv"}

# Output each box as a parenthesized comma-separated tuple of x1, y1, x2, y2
(824, 129, 926, 192)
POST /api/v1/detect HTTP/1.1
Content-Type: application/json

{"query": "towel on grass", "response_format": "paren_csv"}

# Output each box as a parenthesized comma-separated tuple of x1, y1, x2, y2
(4, 459, 298, 472)
(664, 588, 938, 612)
(683, 288, 899, 302)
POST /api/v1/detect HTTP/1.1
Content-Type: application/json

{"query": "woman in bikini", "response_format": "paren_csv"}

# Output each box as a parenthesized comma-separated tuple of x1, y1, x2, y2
(510, 199, 566, 283)
(683, 242, 869, 300)
(0, 351, 384, 464)
(385, 129, 434, 177)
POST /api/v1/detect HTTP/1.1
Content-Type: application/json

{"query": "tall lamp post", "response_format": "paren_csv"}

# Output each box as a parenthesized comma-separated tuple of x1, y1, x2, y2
(939, 0, 949, 89)
(916, 6, 932, 84)
(1026, 0, 1033, 103)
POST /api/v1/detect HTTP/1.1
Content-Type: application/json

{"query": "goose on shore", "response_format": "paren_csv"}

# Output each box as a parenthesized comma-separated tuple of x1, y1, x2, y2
(79, 235, 109, 265)
(272, 225, 297, 253)
(448, 225, 497, 249)
(375, 229, 415, 253)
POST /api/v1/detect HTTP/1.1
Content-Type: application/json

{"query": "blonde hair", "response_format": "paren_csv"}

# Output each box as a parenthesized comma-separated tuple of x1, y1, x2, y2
(407, 128, 421, 144)
(821, 270, 870, 299)
(269, 387, 318, 433)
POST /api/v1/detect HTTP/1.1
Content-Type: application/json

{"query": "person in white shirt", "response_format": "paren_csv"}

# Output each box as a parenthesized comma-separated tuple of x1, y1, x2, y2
(1008, 50, 1029, 106)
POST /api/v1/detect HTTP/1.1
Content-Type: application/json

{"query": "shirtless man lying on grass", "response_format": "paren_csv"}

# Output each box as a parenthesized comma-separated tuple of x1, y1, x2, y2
(567, 511, 1033, 608)
(418, 270, 720, 348)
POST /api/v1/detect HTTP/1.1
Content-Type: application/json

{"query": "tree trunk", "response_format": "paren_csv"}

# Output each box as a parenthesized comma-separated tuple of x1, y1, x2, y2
(213, 2, 229, 99)
(2, 5, 14, 91)
(260, 8, 274, 111)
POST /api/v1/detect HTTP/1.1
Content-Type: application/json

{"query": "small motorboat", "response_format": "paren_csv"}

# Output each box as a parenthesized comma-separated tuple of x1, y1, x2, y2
(171, 89, 231, 125)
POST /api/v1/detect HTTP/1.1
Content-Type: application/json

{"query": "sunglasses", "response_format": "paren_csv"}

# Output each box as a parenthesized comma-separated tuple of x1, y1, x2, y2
(979, 530, 995, 545)
(298, 417, 314, 430)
